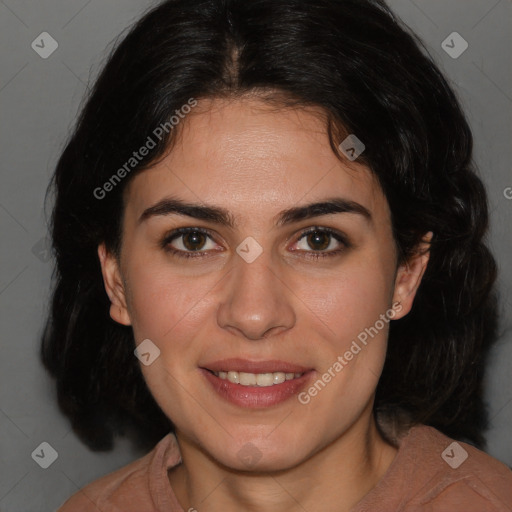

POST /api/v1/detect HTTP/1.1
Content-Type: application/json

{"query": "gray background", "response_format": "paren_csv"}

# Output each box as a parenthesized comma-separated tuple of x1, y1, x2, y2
(0, 0, 511, 510)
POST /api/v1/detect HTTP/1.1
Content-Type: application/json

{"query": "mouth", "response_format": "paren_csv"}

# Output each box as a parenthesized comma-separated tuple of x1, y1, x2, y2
(207, 369, 304, 387)
(199, 359, 315, 408)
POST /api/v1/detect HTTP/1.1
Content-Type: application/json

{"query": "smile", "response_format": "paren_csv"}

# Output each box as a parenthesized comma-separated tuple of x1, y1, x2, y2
(200, 361, 315, 408)
(211, 370, 304, 387)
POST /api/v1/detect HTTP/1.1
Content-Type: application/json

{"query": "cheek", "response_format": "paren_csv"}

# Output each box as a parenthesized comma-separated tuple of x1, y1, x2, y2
(126, 264, 219, 353)
(126, 267, 219, 423)
(296, 255, 394, 345)
(293, 263, 393, 428)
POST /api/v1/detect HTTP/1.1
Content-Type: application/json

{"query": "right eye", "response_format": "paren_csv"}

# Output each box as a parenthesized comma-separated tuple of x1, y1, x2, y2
(161, 227, 221, 259)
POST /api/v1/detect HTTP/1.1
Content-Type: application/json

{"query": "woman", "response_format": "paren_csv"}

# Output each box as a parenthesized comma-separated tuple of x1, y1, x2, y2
(42, 0, 512, 510)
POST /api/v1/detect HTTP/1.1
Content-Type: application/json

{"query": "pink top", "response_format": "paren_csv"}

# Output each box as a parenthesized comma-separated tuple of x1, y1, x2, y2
(57, 424, 512, 511)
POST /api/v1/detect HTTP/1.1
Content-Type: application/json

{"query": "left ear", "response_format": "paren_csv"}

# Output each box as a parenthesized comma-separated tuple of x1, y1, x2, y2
(391, 231, 433, 320)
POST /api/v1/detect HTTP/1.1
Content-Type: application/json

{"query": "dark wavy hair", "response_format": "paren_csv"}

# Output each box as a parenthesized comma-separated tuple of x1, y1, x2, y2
(41, 0, 499, 453)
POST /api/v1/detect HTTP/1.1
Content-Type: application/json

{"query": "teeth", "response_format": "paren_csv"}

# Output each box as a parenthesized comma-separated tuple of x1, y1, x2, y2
(227, 371, 239, 384)
(273, 372, 286, 385)
(213, 370, 304, 387)
(240, 372, 257, 386)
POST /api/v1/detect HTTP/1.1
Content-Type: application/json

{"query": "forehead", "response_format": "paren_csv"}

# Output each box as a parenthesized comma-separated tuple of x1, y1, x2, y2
(123, 96, 388, 228)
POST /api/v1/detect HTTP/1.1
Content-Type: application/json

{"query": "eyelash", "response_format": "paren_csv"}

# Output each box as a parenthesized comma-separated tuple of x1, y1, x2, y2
(160, 226, 350, 261)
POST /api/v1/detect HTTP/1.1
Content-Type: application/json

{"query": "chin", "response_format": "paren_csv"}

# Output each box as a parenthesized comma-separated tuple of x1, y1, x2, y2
(208, 437, 309, 474)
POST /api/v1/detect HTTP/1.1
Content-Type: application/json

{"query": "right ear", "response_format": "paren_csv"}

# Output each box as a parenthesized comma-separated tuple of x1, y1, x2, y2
(97, 243, 131, 326)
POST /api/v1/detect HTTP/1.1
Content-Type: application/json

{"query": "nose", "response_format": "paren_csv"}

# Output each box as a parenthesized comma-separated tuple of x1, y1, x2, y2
(216, 252, 296, 341)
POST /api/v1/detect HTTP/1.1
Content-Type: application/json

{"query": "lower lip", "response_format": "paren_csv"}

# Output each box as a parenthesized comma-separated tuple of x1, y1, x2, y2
(200, 369, 315, 408)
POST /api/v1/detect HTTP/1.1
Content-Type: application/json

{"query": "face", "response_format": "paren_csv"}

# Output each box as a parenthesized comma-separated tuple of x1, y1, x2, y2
(98, 96, 429, 471)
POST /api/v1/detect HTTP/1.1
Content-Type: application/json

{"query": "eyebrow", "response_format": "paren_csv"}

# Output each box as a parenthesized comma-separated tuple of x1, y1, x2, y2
(138, 196, 372, 228)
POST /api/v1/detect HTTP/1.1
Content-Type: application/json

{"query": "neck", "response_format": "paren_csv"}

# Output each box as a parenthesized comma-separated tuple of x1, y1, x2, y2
(168, 411, 398, 512)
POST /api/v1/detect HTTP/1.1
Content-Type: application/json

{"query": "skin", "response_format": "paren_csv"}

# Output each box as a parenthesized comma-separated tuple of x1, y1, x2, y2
(98, 95, 432, 512)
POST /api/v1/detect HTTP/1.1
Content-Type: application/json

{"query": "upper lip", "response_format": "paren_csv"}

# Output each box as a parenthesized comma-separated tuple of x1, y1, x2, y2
(201, 358, 312, 374)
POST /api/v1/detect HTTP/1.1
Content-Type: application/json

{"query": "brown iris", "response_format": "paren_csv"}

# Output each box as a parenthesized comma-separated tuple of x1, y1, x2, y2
(182, 231, 207, 251)
(306, 231, 330, 251)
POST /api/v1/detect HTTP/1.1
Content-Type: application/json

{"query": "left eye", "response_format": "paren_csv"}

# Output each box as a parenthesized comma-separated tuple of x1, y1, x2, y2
(292, 228, 347, 253)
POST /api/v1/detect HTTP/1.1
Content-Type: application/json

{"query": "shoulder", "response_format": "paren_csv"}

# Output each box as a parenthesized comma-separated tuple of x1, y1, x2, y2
(399, 425, 512, 511)
(56, 451, 154, 512)
(353, 424, 512, 512)
(57, 433, 179, 512)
